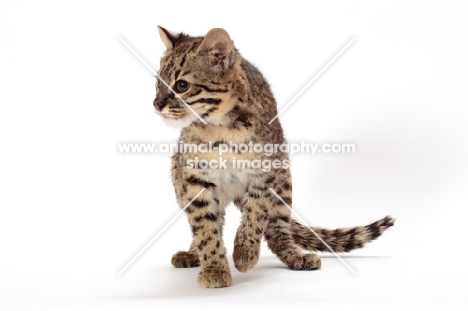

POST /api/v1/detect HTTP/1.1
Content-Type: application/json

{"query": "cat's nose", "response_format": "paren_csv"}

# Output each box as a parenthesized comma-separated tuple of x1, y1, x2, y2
(153, 98, 167, 112)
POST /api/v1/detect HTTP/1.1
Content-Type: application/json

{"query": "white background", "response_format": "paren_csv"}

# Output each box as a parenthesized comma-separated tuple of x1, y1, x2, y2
(1, 0, 467, 310)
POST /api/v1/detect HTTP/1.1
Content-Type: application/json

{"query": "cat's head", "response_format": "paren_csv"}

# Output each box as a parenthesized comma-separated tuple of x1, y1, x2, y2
(154, 26, 238, 128)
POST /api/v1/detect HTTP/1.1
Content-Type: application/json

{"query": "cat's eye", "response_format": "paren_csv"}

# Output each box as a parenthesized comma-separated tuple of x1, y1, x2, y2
(175, 80, 190, 93)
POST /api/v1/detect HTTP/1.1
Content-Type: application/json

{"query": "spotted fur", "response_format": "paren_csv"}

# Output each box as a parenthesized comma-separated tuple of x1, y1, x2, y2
(291, 216, 395, 252)
(153, 26, 394, 288)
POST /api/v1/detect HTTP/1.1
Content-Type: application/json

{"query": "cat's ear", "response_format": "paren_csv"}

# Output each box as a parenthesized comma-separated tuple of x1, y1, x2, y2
(195, 28, 233, 73)
(157, 26, 175, 50)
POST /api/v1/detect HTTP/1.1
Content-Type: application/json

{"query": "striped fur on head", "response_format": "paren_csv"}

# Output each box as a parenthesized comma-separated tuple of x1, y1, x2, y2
(154, 26, 238, 128)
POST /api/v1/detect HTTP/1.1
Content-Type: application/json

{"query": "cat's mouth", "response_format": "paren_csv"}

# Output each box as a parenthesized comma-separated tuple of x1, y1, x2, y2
(159, 111, 187, 121)
(158, 111, 198, 128)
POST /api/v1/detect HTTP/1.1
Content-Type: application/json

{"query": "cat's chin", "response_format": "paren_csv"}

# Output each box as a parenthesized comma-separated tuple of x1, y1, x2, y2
(162, 115, 197, 128)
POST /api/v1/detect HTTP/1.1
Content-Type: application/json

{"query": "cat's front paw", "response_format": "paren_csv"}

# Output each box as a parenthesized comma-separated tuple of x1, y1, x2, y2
(171, 251, 199, 268)
(197, 267, 232, 288)
(287, 253, 321, 270)
(233, 245, 260, 273)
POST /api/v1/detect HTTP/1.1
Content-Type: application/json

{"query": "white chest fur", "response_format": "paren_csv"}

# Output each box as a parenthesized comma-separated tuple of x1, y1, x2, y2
(204, 168, 253, 209)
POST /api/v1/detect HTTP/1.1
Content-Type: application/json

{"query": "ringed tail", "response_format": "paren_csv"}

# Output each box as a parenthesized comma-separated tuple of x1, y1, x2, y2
(291, 216, 395, 252)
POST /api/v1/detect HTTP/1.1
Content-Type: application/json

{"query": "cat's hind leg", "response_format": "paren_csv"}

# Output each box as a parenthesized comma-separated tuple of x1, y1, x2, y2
(171, 240, 200, 268)
(264, 171, 321, 270)
(264, 210, 321, 270)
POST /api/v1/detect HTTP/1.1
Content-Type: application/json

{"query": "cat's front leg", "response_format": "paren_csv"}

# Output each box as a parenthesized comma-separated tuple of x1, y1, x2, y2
(233, 174, 270, 273)
(171, 209, 227, 269)
(181, 181, 231, 288)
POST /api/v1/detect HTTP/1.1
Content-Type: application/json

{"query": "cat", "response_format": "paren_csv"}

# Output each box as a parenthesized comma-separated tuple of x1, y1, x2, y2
(153, 26, 394, 288)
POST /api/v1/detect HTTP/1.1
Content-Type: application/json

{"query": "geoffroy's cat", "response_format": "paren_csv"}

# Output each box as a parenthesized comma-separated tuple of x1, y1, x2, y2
(153, 26, 394, 288)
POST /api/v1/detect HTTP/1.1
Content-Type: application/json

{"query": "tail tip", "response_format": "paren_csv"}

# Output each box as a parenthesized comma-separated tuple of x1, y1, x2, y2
(382, 215, 395, 227)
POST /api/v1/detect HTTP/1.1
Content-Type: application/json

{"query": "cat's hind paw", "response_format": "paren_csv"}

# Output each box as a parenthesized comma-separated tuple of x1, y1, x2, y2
(286, 253, 321, 270)
(197, 267, 232, 288)
(171, 251, 200, 268)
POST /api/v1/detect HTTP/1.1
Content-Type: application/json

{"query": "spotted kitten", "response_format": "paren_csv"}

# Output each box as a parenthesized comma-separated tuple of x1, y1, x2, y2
(153, 26, 394, 288)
